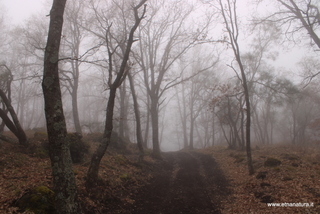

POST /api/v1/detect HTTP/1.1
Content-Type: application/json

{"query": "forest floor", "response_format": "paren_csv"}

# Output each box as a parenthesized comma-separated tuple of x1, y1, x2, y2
(206, 145, 320, 213)
(0, 131, 320, 213)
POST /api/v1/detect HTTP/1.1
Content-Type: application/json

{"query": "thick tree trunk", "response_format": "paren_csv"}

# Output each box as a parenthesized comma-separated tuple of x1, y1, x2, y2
(42, 0, 81, 213)
(150, 95, 161, 158)
(0, 108, 19, 137)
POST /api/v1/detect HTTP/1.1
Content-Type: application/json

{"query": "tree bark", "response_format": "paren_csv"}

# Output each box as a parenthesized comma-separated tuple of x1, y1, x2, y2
(128, 72, 144, 161)
(219, 0, 254, 175)
(0, 89, 28, 146)
(86, 86, 117, 187)
(42, 0, 81, 213)
(150, 95, 161, 158)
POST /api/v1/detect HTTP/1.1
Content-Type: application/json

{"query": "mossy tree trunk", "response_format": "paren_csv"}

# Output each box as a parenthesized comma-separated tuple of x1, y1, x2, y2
(42, 0, 81, 213)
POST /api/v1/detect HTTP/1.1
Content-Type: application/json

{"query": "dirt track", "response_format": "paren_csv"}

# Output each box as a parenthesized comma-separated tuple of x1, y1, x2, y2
(127, 151, 230, 214)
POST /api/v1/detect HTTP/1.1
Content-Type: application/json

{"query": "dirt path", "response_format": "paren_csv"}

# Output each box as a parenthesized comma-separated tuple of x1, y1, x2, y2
(126, 151, 230, 214)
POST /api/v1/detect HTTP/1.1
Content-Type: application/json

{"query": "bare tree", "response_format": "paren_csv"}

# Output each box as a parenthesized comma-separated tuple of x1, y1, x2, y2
(59, 0, 90, 135)
(128, 71, 144, 160)
(0, 64, 28, 145)
(42, 0, 81, 212)
(217, 0, 254, 175)
(258, 0, 320, 49)
(134, 0, 211, 158)
(86, 0, 147, 188)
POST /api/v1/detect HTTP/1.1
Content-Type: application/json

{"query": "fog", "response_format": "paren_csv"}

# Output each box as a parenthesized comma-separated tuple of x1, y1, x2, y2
(1, 0, 320, 153)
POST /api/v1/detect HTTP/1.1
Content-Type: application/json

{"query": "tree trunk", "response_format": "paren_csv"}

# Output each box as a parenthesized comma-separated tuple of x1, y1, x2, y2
(42, 0, 81, 213)
(0, 89, 28, 146)
(143, 95, 150, 148)
(189, 115, 195, 150)
(219, 0, 254, 175)
(150, 95, 161, 158)
(119, 81, 128, 140)
(72, 77, 82, 135)
(86, 86, 116, 187)
(128, 72, 144, 161)
(86, 0, 147, 187)
(212, 110, 215, 146)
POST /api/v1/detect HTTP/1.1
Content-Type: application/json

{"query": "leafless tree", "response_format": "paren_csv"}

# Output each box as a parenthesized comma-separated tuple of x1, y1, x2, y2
(86, 0, 147, 188)
(256, 0, 320, 49)
(0, 64, 28, 145)
(134, 0, 212, 158)
(217, 0, 254, 175)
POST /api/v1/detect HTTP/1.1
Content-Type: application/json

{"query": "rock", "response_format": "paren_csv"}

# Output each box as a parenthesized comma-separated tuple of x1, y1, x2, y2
(281, 176, 293, 181)
(264, 157, 281, 167)
(260, 182, 271, 187)
(260, 195, 273, 203)
(256, 171, 267, 179)
(254, 191, 264, 198)
(281, 153, 300, 161)
(13, 186, 55, 213)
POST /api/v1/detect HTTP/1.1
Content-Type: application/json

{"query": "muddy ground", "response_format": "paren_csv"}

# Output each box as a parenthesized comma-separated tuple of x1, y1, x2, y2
(118, 151, 230, 214)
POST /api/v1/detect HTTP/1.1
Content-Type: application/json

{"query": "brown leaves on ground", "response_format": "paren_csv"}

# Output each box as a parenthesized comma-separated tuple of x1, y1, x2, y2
(204, 145, 320, 214)
(0, 133, 155, 214)
(2, 130, 320, 214)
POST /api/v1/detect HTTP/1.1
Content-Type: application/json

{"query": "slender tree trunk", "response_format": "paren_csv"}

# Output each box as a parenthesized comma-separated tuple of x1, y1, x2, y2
(42, 0, 81, 213)
(86, 86, 117, 187)
(212, 110, 215, 146)
(119, 81, 129, 139)
(72, 88, 82, 135)
(150, 95, 161, 158)
(143, 96, 150, 148)
(86, 0, 147, 187)
(128, 72, 144, 161)
(181, 84, 189, 149)
(189, 116, 195, 150)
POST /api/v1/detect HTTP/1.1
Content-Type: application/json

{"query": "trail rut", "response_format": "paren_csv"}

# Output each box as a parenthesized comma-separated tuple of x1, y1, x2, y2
(127, 151, 230, 214)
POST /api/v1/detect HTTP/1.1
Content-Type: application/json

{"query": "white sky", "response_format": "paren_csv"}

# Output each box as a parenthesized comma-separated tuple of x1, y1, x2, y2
(1, 0, 310, 76)
(2, 0, 47, 24)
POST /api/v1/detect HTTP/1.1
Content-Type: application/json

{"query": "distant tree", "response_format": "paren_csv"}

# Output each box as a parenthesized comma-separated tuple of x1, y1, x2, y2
(59, 0, 91, 135)
(42, 0, 81, 213)
(8, 15, 48, 130)
(176, 50, 218, 150)
(286, 88, 319, 145)
(212, 83, 244, 149)
(134, 0, 211, 157)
